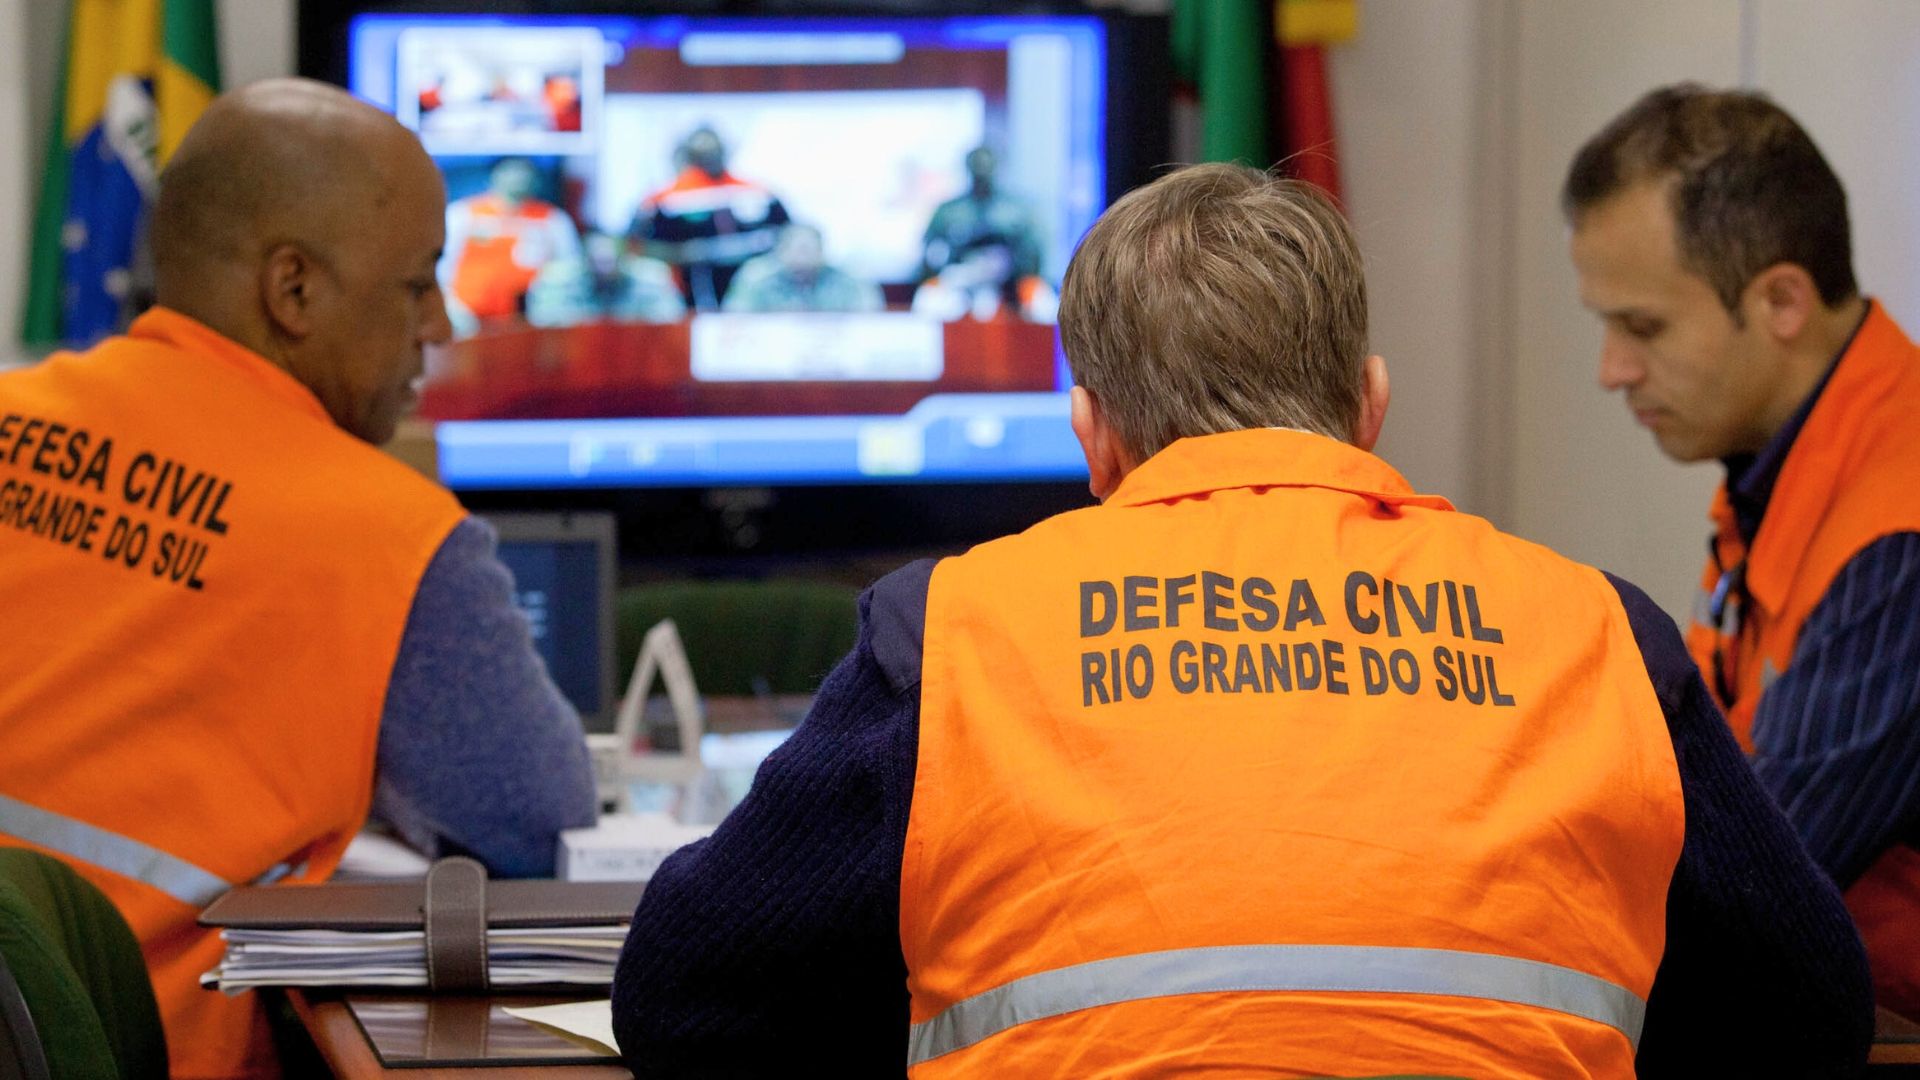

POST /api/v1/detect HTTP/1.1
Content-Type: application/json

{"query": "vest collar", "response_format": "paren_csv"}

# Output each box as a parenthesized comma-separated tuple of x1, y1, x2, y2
(1108, 428, 1454, 512)
(1744, 299, 1911, 610)
(128, 307, 334, 427)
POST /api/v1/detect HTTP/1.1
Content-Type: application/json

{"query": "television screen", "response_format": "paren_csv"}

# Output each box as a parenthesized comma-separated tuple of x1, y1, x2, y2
(343, 11, 1119, 489)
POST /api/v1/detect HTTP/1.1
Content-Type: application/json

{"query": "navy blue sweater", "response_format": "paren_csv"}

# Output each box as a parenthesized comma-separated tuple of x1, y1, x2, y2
(612, 564, 1872, 1077)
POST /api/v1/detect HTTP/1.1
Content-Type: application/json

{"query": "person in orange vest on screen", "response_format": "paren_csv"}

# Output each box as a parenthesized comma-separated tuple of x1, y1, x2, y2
(0, 80, 596, 1079)
(1567, 85, 1920, 1023)
(440, 156, 581, 331)
(629, 125, 791, 311)
(609, 163, 1871, 1076)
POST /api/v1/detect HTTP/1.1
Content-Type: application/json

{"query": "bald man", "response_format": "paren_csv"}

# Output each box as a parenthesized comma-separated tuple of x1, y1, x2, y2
(0, 79, 596, 1078)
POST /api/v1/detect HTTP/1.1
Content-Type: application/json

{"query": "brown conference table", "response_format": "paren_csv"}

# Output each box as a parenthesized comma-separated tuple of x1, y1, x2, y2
(272, 697, 1920, 1075)
(282, 995, 1920, 1076)
(270, 695, 817, 1077)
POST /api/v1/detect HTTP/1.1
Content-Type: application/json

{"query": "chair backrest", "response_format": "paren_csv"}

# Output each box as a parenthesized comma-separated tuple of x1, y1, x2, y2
(0, 849, 167, 1079)
(616, 579, 859, 696)
(0, 950, 51, 1080)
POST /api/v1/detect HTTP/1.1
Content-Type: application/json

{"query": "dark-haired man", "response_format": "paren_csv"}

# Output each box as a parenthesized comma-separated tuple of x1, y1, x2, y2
(613, 161, 1870, 1077)
(1566, 84, 1920, 1017)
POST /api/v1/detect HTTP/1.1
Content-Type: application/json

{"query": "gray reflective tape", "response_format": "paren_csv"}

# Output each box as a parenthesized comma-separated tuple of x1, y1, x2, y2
(0, 792, 232, 908)
(253, 860, 307, 887)
(907, 944, 1646, 1067)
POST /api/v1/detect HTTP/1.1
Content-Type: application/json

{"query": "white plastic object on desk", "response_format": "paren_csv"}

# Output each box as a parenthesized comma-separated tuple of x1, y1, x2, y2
(586, 618, 706, 812)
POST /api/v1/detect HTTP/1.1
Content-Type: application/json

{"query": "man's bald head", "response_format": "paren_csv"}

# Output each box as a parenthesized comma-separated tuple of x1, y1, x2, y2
(149, 78, 454, 444)
(151, 78, 438, 311)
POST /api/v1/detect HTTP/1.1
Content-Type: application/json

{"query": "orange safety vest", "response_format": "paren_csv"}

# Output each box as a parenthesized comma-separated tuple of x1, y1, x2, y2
(1682, 300, 1920, 1018)
(641, 167, 772, 220)
(0, 309, 466, 1078)
(450, 194, 568, 319)
(904, 428, 1685, 1078)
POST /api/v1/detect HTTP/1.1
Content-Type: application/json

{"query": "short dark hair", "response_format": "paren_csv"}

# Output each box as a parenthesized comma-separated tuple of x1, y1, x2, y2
(1562, 83, 1857, 313)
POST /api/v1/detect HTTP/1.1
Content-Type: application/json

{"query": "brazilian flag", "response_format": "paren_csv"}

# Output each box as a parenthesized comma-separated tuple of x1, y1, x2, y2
(23, 0, 221, 348)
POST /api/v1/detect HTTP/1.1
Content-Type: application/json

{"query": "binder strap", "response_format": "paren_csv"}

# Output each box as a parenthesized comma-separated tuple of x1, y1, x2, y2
(424, 856, 490, 991)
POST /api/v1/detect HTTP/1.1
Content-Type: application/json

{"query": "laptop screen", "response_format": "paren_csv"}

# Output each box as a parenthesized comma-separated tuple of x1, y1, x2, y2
(483, 512, 618, 734)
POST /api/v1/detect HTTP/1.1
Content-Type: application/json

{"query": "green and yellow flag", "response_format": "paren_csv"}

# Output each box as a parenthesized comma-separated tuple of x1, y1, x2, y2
(24, 0, 220, 347)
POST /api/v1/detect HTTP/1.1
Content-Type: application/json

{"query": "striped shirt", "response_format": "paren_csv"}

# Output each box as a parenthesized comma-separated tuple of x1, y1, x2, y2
(1745, 531, 1920, 887)
(1724, 311, 1920, 888)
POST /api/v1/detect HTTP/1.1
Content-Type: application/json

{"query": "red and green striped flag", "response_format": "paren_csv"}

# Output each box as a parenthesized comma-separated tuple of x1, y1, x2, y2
(23, 0, 221, 348)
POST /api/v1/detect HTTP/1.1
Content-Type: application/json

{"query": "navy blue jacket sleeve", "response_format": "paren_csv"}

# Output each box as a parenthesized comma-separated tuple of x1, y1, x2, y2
(368, 515, 598, 878)
(610, 560, 931, 1078)
(1606, 573, 1872, 1077)
(1749, 531, 1920, 888)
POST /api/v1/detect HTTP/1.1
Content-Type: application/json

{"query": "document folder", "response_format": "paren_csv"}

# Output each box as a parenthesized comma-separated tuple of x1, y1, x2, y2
(200, 857, 644, 993)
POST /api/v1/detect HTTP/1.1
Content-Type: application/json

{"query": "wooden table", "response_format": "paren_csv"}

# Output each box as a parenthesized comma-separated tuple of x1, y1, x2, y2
(289, 988, 1920, 1075)
(286, 991, 631, 1078)
(1874, 1006, 1920, 1069)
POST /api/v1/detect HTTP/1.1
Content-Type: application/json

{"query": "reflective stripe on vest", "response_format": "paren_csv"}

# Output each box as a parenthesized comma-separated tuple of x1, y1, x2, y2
(0, 792, 230, 908)
(906, 944, 1647, 1067)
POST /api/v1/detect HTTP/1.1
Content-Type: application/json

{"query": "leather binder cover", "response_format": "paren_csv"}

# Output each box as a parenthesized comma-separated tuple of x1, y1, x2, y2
(199, 879, 644, 931)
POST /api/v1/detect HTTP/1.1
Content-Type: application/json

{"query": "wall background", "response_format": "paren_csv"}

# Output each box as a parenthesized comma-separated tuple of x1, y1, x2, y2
(5, 0, 1917, 621)
(1334, 0, 1920, 619)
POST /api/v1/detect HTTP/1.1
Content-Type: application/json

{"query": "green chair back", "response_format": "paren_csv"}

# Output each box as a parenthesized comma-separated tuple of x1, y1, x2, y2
(0, 849, 167, 1079)
(616, 579, 860, 697)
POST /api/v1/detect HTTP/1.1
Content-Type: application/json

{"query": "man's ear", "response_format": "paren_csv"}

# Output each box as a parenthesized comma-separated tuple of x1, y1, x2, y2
(259, 242, 320, 341)
(1353, 354, 1391, 452)
(1070, 384, 1134, 501)
(1745, 262, 1819, 342)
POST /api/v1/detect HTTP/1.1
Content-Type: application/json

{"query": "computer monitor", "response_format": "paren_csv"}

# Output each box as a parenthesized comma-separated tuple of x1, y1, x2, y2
(483, 511, 618, 733)
(304, 4, 1169, 495)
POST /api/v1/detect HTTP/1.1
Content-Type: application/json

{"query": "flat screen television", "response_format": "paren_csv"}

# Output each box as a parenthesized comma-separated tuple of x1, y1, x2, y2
(302, 2, 1168, 546)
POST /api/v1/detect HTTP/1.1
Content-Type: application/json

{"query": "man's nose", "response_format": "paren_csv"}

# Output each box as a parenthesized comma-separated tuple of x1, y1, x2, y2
(1598, 329, 1643, 392)
(421, 286, 455, 346)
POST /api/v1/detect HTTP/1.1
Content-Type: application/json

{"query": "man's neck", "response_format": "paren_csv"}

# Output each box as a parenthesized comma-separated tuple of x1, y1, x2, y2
(1756, 295, 1869, 444)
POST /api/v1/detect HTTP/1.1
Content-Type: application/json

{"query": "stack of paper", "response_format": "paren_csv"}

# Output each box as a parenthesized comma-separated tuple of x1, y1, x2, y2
(200, 925, 627, 991)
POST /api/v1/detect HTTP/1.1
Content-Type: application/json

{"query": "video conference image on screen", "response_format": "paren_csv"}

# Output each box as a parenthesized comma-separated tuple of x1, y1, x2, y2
(349, 13, 1111, 489)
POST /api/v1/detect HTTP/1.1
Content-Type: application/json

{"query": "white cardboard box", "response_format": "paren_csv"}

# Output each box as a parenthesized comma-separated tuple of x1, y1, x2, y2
(558, 812, 716, 882)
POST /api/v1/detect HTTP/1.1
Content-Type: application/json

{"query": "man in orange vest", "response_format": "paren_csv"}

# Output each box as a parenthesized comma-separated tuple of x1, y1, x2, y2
(0, 80, 596, 1078)
(1566, 85, 1920, 1020)
(611, 163, 1870, 1075)
(442, 157, 582, 331)
(629, 125, 791, 310)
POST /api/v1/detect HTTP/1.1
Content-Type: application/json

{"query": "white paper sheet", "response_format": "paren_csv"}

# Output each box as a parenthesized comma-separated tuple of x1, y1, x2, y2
(503, 999, 619, 1056)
